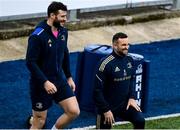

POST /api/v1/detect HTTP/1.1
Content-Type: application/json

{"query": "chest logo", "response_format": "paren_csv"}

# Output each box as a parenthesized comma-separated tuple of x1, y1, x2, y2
(60, 35, 65, 41)
(124, 69, 127, 76)
(48, 39, 52, 47)
(136, 64, 143, 74)
(127, 62, 132, 68)
(115, 67, 120, 72)
(36, 102, 43, 109)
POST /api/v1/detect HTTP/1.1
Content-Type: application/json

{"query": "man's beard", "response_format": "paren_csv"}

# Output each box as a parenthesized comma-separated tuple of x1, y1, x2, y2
(116, 49, 128, 56)
(53, 16, 61, 28)
(53, 20, 60, 28)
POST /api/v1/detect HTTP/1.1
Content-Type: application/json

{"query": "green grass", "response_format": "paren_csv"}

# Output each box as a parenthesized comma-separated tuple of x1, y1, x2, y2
(113, 116, 180, 129)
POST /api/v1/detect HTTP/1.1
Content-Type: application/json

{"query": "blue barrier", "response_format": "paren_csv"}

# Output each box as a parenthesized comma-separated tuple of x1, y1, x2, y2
(75, 45, 150, 113)
(1, 39, 180, 129)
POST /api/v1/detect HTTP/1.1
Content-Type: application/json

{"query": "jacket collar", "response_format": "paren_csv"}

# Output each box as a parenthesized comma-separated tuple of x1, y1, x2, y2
(36, 20, 65, 34)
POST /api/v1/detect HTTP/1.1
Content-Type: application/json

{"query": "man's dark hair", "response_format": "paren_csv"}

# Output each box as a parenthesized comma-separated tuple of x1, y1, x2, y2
(47, 1, 67, 17)
(112, 32, 128, 43)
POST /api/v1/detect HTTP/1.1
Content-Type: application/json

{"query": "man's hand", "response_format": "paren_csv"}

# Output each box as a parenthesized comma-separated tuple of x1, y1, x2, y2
(67, 77, 76, 92)
(44, 80, 57, 94)
(126, 98, 142, 112)
(103, 110, 115, 125)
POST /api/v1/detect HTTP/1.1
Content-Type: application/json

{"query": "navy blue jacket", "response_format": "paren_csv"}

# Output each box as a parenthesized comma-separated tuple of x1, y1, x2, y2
(93, 51, 136, 114)
(26, 20, 71, 87)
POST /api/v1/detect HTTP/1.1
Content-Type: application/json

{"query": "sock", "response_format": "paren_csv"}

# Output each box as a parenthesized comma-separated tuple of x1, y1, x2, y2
(51, 125, 58, 130)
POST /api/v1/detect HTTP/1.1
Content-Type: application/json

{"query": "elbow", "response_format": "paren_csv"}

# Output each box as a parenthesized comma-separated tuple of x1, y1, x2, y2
(26, 58, 34, 70)
(26, 58, 31, 67)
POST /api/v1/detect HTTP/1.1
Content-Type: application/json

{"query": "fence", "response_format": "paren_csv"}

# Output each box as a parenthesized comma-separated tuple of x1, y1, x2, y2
(0, 0, 177, 21)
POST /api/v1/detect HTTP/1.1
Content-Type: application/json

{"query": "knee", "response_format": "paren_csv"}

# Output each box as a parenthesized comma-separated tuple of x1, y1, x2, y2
(33, 115, 46, 128)
(36, 115, 46, 126)
(67, 107, 80, 119)
(134, 117, 145, 128)
(137, 117, 145, 124)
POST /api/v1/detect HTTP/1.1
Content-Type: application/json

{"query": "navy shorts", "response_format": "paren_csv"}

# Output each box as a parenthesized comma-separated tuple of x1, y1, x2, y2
(30, 80, 75, 111)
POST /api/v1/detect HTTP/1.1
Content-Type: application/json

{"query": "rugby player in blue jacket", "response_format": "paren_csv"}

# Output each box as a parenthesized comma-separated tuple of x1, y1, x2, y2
(26, 2, 80, 129)
(93, 32, 145, 129)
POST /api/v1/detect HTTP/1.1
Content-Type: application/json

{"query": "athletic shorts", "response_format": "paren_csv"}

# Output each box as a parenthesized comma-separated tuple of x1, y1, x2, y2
(30, 80, 75, 111)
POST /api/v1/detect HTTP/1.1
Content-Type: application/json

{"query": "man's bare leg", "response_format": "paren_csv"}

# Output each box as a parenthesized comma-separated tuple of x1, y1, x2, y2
(30, 110, 47, 129)
(52, 96, 80, 129)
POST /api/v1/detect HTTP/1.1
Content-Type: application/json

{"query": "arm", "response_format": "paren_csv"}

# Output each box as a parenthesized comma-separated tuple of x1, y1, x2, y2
(26, 36, 57, 93)
(129, 72, 136, 99)
(93, 63, 115, 124)
(26, 35, 47, 86)
(93, 63, 110, 114)
(62, 31, 75, 91)
(129, 58, 136, 99)
(127, 59, 141, 112)
(62, 31, 71, 79)
(62, 46, 71, 79)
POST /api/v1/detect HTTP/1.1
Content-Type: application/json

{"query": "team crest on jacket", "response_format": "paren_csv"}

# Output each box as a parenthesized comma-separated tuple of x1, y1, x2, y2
(127, 62, 132, 68)
(48, 39, 52, 47)
(60, 35, 65, 41)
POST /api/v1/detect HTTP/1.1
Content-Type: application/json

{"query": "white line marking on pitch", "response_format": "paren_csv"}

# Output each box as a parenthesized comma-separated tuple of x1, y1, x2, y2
(72, 113, 180, 129)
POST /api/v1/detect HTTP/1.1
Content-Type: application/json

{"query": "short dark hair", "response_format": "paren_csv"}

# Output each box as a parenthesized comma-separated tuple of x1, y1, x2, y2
(47, 1, 67, 17)
(112, 32, 128, 43)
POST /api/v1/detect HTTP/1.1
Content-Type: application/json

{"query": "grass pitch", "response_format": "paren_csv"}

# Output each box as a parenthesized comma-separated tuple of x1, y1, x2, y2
(113, 116, 180, 129)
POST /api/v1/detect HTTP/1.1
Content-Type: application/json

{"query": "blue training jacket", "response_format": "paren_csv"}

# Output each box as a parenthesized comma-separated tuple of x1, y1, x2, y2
(26, 20, 71, 87)
(93, 51, 136, 114)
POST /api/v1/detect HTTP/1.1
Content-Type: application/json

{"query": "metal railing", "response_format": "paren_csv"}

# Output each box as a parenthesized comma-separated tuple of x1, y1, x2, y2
(0, 0, 178, 22)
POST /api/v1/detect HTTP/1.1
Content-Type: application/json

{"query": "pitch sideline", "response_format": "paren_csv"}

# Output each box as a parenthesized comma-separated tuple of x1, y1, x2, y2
(72, 113, 180, 129)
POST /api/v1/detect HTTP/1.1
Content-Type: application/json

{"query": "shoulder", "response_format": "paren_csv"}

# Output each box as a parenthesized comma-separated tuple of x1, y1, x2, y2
(98, 54, 115, 72)
(60, 26, 68, 34)
(126, 54, 135, 69)
(30, 20, 47, 36)
(29, 27, 45, 42)
(28, 28, 45, 44)
(126, 54, 134, 63)
(62, 26, 68, 31)
(31, 27, 44, 36)
(63, 27, 68, 32)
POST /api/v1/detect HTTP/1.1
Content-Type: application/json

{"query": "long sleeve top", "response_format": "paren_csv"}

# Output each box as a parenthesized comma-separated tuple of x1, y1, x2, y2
(26, 20, 71, 87)
(93, 51, 136, 114)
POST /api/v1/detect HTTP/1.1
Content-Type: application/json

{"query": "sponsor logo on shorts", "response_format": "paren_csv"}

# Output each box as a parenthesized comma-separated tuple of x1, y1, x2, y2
(36, 102, 43, 109)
